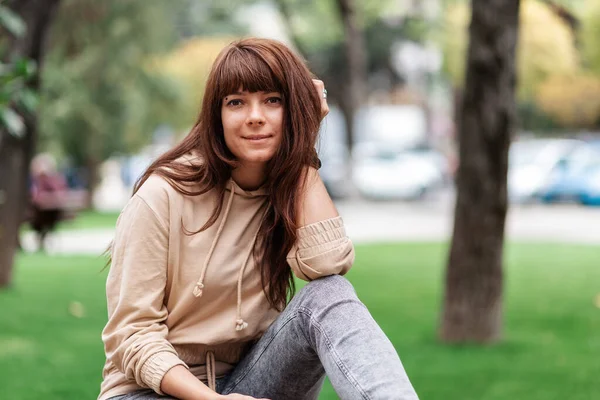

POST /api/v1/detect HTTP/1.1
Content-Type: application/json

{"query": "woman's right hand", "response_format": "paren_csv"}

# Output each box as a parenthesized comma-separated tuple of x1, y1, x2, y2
(219, 394, 270, 400)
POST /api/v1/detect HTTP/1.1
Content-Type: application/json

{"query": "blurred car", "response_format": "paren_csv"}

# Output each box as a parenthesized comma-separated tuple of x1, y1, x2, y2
(318, 104, 429, 199)
(580, 164, 600, 206)
(317, 106, 350, 198)
(352, 147, 448, 200)
(508, 138, 585, 203)
(539, 141, 600, 204)
(354, 104, 428, 151)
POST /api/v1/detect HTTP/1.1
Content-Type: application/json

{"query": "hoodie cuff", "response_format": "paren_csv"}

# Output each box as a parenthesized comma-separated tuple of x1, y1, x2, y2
(287, 216, 354, 281)
(141, 351, 188, 395)
(296, 216, 347, 255)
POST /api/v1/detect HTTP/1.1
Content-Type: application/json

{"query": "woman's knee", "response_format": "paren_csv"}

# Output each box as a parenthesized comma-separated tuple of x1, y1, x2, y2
(295, 274, 358, 310)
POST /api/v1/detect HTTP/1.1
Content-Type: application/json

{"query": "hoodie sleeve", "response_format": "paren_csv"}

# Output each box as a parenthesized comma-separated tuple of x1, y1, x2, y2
(287, 216, 355, 281)
(102, 191, 186, 395)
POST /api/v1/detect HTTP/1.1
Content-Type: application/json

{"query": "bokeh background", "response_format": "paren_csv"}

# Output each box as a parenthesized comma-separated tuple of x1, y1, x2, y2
(1, 0, 599, 399)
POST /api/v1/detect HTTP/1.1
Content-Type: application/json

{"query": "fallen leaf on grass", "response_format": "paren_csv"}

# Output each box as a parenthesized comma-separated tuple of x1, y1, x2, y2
(68, 301, 85, 318)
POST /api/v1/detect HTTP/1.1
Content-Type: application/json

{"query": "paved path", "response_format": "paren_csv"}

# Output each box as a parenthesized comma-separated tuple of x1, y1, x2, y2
(21, 201, 599, 255)
(338, 200, 600, 244)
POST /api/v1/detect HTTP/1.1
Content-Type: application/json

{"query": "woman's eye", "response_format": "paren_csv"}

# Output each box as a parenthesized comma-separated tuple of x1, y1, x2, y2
(267, 97, 282, 104)
(227, 99, 242, 106)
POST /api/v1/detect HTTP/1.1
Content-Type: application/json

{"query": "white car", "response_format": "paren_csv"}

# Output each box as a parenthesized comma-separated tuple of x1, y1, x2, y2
(354, 104, 427, 151)
(353, 148, 448, 200)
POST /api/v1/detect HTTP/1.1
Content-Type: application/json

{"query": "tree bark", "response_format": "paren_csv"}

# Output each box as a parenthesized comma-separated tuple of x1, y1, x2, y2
(0, 135, 28, 285)
(440, 0, 520, 343)
(334, 0, 367, 154)
(0, 0, 61, 287)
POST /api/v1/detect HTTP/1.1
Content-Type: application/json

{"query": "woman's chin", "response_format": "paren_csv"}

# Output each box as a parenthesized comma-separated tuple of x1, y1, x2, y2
(239, 150, 277, 164)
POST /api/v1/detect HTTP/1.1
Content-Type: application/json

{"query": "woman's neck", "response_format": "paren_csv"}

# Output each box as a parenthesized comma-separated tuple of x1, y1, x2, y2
(231, 162, 267, 191)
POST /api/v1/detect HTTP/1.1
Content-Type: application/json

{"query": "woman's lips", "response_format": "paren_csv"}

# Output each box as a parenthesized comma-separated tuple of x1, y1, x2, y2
(244, 134, 273, 141)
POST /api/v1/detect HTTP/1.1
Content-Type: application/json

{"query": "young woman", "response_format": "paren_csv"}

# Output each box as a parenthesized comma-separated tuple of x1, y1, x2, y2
(99, 38, 418, 400)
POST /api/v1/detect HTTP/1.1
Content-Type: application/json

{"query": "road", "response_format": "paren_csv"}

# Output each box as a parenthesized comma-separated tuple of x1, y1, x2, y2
(21, 200, 599, 255)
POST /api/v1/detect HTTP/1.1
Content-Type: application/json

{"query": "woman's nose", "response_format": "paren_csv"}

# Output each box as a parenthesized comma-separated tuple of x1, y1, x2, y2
(247, 104, 266, 126)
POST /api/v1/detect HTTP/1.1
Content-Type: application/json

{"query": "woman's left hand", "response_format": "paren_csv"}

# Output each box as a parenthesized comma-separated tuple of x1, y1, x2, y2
(312, 79, 329, 121)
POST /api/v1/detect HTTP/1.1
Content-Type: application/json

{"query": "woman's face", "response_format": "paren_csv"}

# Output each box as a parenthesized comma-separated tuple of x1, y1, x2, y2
(221, 89, 284, 167)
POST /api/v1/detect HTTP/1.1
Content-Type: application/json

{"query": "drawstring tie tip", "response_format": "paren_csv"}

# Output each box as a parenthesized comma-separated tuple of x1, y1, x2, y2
(193, 283, 204, 298)
(235, 319, 248, 331)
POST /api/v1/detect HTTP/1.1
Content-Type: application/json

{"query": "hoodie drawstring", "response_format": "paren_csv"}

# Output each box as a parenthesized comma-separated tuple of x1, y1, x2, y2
(192, 179, 267, 333)
(235, 233, 259, 331)
(193, 181, 235, 298)
(206, 350, 216, 392)
(235, 204, 268, 331)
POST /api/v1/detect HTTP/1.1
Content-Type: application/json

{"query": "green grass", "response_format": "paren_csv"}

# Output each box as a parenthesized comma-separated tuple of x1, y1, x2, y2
(62, 210, 120, 230)
(21, 209, 120, 233)
(1, 243, 599, 399)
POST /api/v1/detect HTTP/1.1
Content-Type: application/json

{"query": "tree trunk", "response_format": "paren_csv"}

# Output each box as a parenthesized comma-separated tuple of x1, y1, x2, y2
(335, 0, 367, 154)
(0, 0, 62, 287)
(0, 135, 28, 286)
(440, 0, 520, 343)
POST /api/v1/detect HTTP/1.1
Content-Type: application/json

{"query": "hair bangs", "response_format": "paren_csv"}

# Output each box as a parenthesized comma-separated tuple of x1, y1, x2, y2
(216, 47, 283, 98)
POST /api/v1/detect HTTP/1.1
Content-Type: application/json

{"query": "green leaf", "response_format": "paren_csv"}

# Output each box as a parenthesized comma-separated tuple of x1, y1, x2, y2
(14, 59, 37, 78)
(0, 89, 9, 106)
(18, 89, 38, 113)
(0, 5, 26, 37)
(0, 107, 25, 138)
(2, 75, 25, 96)
(0, 62, 11, 77)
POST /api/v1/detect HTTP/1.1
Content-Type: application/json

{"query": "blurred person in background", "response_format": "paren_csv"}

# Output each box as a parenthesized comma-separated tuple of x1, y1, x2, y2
(100, 38, 418, 400)
(28, 153, 69, 252)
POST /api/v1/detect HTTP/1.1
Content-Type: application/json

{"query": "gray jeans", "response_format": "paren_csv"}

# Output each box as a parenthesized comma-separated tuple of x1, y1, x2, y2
(111, 275, 419, 399)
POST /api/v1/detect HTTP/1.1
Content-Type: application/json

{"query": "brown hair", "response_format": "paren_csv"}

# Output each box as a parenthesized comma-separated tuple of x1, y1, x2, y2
(132, 38, 322, 310)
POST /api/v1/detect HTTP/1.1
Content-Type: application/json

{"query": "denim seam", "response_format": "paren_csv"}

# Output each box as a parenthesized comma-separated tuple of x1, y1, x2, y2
(226, 311, 301, 393)
(297, 307, 371, 400)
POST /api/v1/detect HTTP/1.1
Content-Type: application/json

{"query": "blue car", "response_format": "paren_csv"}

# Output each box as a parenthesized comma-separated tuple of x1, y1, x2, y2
(540, 141, 600, 205)
(580, 164, 600, 206)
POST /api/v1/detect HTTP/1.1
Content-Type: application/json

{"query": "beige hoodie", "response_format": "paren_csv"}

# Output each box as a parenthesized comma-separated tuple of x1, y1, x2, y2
(98, 167, 355, 399)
